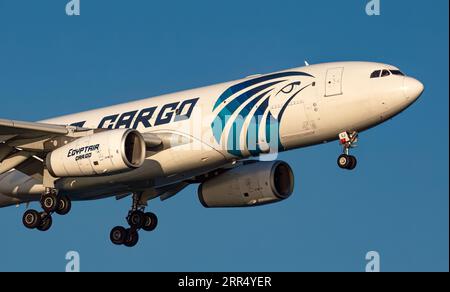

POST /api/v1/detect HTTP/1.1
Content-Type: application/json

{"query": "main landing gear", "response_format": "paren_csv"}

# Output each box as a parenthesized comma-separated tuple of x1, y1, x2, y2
(337, 131, 358, 170)
(110, 193, 158, 247)
(22, 188, 72, 231)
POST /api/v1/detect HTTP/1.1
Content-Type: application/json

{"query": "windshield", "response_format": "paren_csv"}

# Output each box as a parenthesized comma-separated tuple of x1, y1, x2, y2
(390, 70, 405, 76)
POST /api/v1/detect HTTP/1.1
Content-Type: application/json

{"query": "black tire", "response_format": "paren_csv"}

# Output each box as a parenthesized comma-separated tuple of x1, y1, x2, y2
(347, 155, 357, 170)
(124, 229, 139, 247)
(56, 196, 72, 215)
(128, 210, 145, 229)
(23, 209, 41, 229)
(337, 154, 351, 169)
(37, 214, 53, 232)
(41, 193, 58, 213)
(110, 226, 127, 245)
(142, 212, 158, 232)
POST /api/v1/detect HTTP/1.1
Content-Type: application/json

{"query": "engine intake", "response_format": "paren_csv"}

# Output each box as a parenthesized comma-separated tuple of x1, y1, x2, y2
(198, 160, 294, 208)
(46, 129, 146, 177)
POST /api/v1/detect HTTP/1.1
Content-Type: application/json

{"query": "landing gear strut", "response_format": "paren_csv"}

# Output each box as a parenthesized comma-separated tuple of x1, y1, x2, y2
(337, 131, 358, 170)
(110, 193, 158, 247)
(22, 188, 72, 231)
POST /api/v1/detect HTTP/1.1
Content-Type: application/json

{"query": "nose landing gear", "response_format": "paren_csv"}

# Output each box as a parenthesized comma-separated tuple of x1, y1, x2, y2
(110, 193, 158, 247)
(337, 131, 358, 170)
(337, 153, 357, 170)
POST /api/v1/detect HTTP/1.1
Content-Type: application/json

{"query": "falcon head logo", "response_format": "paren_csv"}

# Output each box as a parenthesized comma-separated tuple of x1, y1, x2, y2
(211, 71, 315, 156)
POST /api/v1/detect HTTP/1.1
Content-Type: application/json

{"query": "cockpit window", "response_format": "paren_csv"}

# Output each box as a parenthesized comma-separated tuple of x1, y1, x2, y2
(370, 70, 381, 78)
(381, 70, 390, 77)
(371, 69, 400, 79)
(390, 70, 405, 76)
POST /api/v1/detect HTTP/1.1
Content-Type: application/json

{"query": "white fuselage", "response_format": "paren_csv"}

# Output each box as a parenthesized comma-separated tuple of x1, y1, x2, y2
(0, 61, 423, 204)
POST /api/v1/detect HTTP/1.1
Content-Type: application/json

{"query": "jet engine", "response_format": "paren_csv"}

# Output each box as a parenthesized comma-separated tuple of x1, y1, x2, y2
(46, 129, 146, 177)
(198, 160, 294, 207)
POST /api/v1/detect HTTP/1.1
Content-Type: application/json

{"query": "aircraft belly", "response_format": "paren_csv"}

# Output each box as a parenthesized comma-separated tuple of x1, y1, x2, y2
(0, 192, 20, 207)
(0, 170, 44, 201)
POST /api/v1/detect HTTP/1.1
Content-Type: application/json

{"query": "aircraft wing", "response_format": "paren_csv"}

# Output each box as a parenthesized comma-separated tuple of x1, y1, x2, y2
(0, 118, 162, 176)
(0, 118, 71, 141)
(0, 118, 90, 176)
(1, 117, 163, 149)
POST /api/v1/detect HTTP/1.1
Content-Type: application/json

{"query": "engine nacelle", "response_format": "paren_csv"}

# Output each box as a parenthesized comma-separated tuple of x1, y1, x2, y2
(46, 129, 146, 177)
(198, 160, 294, 208)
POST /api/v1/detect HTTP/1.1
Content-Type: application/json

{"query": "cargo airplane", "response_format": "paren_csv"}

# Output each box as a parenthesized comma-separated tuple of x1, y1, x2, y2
(0, 62, 424, 247)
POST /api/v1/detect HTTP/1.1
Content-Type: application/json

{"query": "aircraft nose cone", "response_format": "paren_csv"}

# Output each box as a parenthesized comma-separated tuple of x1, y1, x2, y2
(403, 77, 424, 101)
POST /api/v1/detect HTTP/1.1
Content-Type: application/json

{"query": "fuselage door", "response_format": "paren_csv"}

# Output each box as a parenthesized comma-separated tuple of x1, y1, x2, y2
(325, 67, 344, 97)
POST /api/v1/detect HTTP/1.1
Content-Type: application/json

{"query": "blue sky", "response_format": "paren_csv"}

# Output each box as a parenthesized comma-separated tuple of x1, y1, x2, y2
(0, 0, 448, 271)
